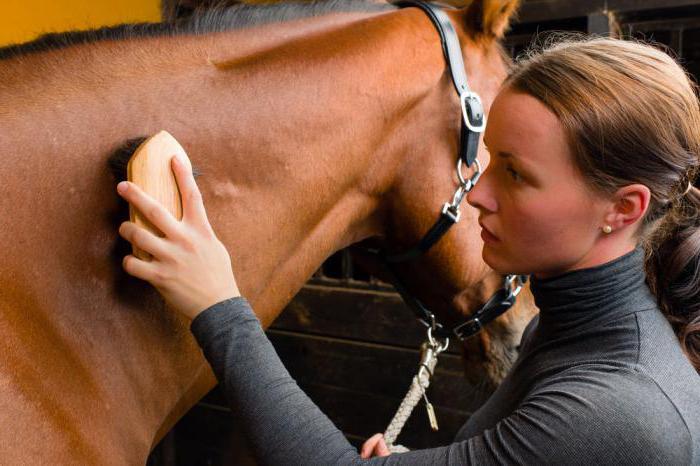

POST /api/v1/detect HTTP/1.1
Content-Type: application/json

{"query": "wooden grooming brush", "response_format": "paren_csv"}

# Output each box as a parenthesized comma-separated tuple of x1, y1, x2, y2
(127, 130, 190, 261)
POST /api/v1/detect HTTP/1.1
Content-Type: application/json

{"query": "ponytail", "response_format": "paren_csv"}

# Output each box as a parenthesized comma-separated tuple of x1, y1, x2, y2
(646, 185, 700, 373)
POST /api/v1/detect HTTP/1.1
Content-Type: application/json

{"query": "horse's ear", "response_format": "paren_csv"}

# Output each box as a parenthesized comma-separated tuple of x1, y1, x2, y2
(462, 0, 520, 40)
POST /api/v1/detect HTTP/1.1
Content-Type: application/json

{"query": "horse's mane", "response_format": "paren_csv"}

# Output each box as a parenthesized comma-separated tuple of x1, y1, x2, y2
(0, 0, 396, 61)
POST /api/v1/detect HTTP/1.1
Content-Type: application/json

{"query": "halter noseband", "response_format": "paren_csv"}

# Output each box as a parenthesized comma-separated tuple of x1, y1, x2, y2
(366, 1, 527, 342)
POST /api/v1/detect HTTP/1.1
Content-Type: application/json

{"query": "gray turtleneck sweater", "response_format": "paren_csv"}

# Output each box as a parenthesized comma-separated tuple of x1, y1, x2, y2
(190, 247, 700, 465)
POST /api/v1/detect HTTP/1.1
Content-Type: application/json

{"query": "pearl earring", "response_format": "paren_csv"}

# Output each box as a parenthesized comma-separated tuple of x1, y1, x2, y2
(602, 225, 612, 234)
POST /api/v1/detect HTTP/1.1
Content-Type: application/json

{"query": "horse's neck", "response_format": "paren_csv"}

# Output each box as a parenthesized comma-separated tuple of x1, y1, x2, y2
(1, 10, 395, 319)
(100, 9, 448, 327)
(0, 10, 449, 462)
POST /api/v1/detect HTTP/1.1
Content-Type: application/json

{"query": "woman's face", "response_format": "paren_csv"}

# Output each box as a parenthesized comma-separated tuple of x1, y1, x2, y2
(467, 87, 610, 278)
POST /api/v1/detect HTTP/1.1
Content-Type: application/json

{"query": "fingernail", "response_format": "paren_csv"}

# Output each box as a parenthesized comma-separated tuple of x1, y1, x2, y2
(117, 181, 128, 194)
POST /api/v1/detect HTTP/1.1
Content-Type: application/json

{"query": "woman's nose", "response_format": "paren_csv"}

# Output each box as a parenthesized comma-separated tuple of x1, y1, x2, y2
(466, 167, 497, 213)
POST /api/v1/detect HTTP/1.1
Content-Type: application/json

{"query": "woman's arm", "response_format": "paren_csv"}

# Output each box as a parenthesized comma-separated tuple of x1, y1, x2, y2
(190, 296, 456, 465)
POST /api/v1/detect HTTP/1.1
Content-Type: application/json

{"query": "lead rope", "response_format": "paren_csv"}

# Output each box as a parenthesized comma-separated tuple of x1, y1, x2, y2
(383, 325, 449, 453)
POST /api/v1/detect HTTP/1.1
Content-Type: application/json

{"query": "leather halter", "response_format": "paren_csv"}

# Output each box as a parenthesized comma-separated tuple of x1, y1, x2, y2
(365, 1, 527, 341)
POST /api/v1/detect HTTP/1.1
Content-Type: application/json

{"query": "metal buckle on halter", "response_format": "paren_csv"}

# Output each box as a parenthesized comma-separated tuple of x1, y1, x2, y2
(441, 202, 461, 223)
(439, 157, 482, 225)
(505, 274, 526, 299)
(453, 313, 491, 341)
(450, 274, 528, 340)
(461, 91, 486, 133)
(453, 316, 482, 339)
(425, 315, 450, 352)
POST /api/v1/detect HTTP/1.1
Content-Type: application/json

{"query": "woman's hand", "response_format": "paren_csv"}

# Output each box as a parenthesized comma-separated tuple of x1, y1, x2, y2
(360, 433, 391, 459)
(116, 155, 240, 320)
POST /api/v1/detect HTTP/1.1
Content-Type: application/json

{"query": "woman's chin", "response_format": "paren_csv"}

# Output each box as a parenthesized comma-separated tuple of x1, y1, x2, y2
(481, 244, 503, 270)
(482, 244, 519, 275)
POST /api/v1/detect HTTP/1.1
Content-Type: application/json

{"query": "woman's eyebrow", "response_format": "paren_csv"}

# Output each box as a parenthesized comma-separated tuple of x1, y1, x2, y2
(489, 147, 536, 173)
(484, 141, 515, 158)
(495, 150, 514, 159)
(484, 141, 524, 163)
(487, 145, 518, 160)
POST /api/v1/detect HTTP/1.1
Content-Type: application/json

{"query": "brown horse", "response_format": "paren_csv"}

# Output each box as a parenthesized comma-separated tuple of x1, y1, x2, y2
(0, 1, 535, 463)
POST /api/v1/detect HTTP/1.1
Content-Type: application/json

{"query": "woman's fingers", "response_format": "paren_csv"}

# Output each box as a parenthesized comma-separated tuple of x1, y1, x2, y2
(117, 180, 183, 240)
(122, 254, 160, 283)
(360, 433, 386, 459)
(374, 435, 390, 457)
(119, 221, 172, 260)
(171, 156, 210, 228)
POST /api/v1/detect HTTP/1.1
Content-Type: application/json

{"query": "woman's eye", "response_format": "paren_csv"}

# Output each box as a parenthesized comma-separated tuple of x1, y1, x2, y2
(506, 165, 522, 181)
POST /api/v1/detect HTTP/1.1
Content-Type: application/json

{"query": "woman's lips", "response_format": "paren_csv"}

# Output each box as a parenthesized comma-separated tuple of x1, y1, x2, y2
(479, 221, 500, 243)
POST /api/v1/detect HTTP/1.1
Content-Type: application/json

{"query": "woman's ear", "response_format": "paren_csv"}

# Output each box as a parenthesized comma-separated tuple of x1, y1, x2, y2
(603, 184, 652, 231)
(459, 0, 520, 40)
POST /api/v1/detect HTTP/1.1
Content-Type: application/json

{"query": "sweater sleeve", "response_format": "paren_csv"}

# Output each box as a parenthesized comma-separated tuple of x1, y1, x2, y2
(189, 298, 691, 466)
(190, 297, 454, 465)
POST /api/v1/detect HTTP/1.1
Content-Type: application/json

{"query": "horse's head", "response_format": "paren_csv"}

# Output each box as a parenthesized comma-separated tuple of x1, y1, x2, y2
(372, 0, 538, 389)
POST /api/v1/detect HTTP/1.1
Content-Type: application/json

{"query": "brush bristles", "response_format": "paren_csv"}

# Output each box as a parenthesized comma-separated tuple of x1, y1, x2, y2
(107, 137, 201, 182)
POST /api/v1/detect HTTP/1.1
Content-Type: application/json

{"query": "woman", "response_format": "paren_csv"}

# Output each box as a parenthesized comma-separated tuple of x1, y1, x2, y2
(117, 37, 700, 464)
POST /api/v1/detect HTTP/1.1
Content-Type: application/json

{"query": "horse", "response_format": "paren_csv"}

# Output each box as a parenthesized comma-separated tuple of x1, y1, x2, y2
(0, 0, 536, 463)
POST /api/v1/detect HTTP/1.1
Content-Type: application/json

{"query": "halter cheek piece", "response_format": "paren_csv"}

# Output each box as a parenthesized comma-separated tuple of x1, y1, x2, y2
(365, 1, 528, 343)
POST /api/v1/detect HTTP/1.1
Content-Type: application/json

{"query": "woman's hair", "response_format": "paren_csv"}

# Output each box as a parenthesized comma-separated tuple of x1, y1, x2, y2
(506, 36, 700, 372)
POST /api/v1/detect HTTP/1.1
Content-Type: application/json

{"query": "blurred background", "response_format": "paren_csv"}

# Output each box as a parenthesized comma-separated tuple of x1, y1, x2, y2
(0, 0, 160, 46)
